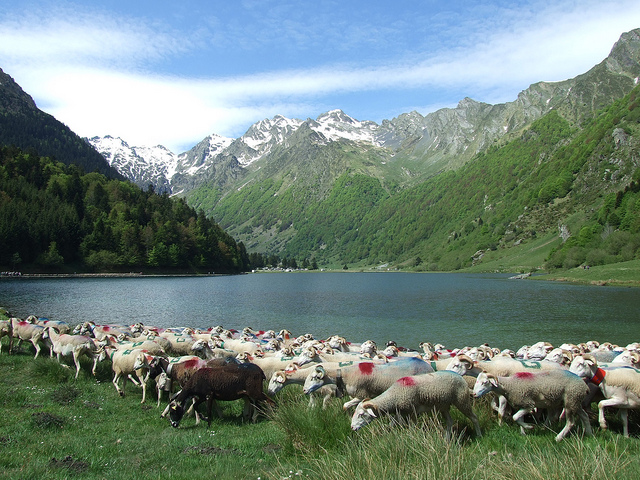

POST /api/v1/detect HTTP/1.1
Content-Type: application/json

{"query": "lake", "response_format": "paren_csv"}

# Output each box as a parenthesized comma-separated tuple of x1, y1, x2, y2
(1, 272, 639, 351)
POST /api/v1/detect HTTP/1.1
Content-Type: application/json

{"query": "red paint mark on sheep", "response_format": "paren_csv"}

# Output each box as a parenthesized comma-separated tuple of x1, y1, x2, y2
(182, 359, 201, 369)
(398, 377, 416, 386)
(513, 372, 535, 379)
(358, 363, 375, 375)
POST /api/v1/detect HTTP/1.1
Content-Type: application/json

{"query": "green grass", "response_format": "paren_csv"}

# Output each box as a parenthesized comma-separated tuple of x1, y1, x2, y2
(533, 259, 640, 286)
(2, 337, 640, 479)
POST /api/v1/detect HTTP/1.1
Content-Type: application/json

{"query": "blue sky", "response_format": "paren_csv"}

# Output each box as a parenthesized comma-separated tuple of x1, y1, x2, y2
(1, 0, 640, 153)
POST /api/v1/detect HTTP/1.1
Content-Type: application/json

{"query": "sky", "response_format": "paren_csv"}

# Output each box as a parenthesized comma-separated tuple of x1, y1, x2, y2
(1, 1, 640, 154)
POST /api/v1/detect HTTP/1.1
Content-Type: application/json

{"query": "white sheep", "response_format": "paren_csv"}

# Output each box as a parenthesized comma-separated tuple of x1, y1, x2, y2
(269, 366, 339, 408)
(569, 354, 640, 437)
(296, 344, 386, 366)
(0, 319, 13, 354)
(473, 370, 592, 441)
(190, 339, 238, 361)
(446, 355, 566, 378)
(103, 345, 154, 403)
(42, 327, 102, 379)
(10, 318, 47, 359)
(350, 371, 482, 439)
(303, 356, 435, 410)
(236, 350, 313, 380)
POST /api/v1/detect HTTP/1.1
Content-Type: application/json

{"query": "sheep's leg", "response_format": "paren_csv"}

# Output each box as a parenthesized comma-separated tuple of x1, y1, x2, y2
(620, 409, 629, 438)
(577, 408, 593, 437)
(91, 355, 99, 376)
(497, 395, 509, 425)
(137, 372, 147, 403)
(32, 340, 41, 359)
(512, 408, 535, 434)
(206, 397, 214, 426)
(127, 374, 141, 386)
(598, 397, 623, 430)
(555, 412, 576, 442)
(440, 406, 454, 440)
(456, 402, 482, 437)
(72, 351, 82, 380)
(113, 372, 124, 397)
(242, 397, 252, 422)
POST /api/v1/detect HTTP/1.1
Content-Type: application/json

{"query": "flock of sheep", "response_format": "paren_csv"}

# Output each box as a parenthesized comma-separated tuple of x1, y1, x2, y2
(1, 311, 640, 442)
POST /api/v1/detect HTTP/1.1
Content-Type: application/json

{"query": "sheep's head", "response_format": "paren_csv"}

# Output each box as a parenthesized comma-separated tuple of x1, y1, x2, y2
(168, 400, 185, 428)
(268, 371, 287, 395)
(360, 340, 377, 356)
(351, 400, 378, 431)
(133, 353, 151, 371)
(297, 346, 318, 366)
(545, 348, 573, 365)
(303, 365, 326, 394)
(473, 372, 498, 398)
(569, 354, 597, 379)
(446, 354, 474, 375)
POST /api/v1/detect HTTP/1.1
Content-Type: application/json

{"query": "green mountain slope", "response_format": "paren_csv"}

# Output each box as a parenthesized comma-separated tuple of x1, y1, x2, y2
(211, 86, 640, 272)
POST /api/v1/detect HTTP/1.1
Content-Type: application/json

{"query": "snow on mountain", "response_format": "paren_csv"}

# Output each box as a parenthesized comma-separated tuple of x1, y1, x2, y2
(88, 135, 176, 193)
(310, 109, 382, 145)
(232, 114, 304, 166)
(90, 110, 387, 191)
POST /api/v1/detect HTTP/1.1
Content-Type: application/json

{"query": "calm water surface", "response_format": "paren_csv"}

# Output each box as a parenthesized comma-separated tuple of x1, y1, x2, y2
(1, 272, 639, 351)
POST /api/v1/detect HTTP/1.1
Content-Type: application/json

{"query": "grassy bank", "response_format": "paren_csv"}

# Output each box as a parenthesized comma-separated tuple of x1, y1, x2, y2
(1, 339, 640, 480)
(532, 259, 640, 287)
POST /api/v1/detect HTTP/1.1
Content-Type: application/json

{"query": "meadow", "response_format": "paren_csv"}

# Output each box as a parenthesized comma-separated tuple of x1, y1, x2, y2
(1, 334, 640, 480)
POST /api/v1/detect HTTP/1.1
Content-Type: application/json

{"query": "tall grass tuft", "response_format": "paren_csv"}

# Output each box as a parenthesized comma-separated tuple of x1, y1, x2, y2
(276, 415, 478, 480)
(479, 436, 633, 480)
(269, 388, 353, 454)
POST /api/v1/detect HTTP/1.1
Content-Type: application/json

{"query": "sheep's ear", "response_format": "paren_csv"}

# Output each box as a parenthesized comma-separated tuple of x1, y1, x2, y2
(361, 401, 377, 417)
(488, 375, 499, 388)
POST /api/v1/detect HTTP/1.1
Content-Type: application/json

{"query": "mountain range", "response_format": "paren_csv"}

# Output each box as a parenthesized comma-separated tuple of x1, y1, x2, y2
(85, 29, 640, 269)
(90, 28, 640, 198)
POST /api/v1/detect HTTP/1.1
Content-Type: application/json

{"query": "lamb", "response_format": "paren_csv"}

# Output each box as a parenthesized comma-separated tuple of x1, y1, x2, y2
(350, 371, 482, 439)
(0, 319, 13, 354)
(268, 363, 348, 408)
(303, 356, 435, 410)
(42, 327, 102, 379)
(10, 318, 47, 358)
(167, 363, 275, 427)
(103, 345, 154, 403)
(569, 354, 640, 437)
(473, 370, 592, 441)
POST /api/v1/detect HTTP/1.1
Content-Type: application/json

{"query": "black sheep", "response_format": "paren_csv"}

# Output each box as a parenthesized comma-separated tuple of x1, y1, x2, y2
(168, 363, 274, 427)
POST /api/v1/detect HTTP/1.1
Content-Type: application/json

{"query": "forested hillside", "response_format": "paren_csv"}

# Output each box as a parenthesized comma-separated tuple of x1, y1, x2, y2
(0, 146, 248, 273)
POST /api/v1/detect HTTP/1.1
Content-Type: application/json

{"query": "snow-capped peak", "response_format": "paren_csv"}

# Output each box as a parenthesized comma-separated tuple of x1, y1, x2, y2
(235, 114, 304, 165)
(311, 109, 381, 145)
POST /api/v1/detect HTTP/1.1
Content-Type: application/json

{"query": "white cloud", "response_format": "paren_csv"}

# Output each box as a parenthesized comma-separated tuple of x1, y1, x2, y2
(1, 0, 640, 152)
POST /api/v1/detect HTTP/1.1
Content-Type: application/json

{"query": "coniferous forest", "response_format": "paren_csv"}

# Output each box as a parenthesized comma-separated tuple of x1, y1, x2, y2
(0, 145, 248, 273)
